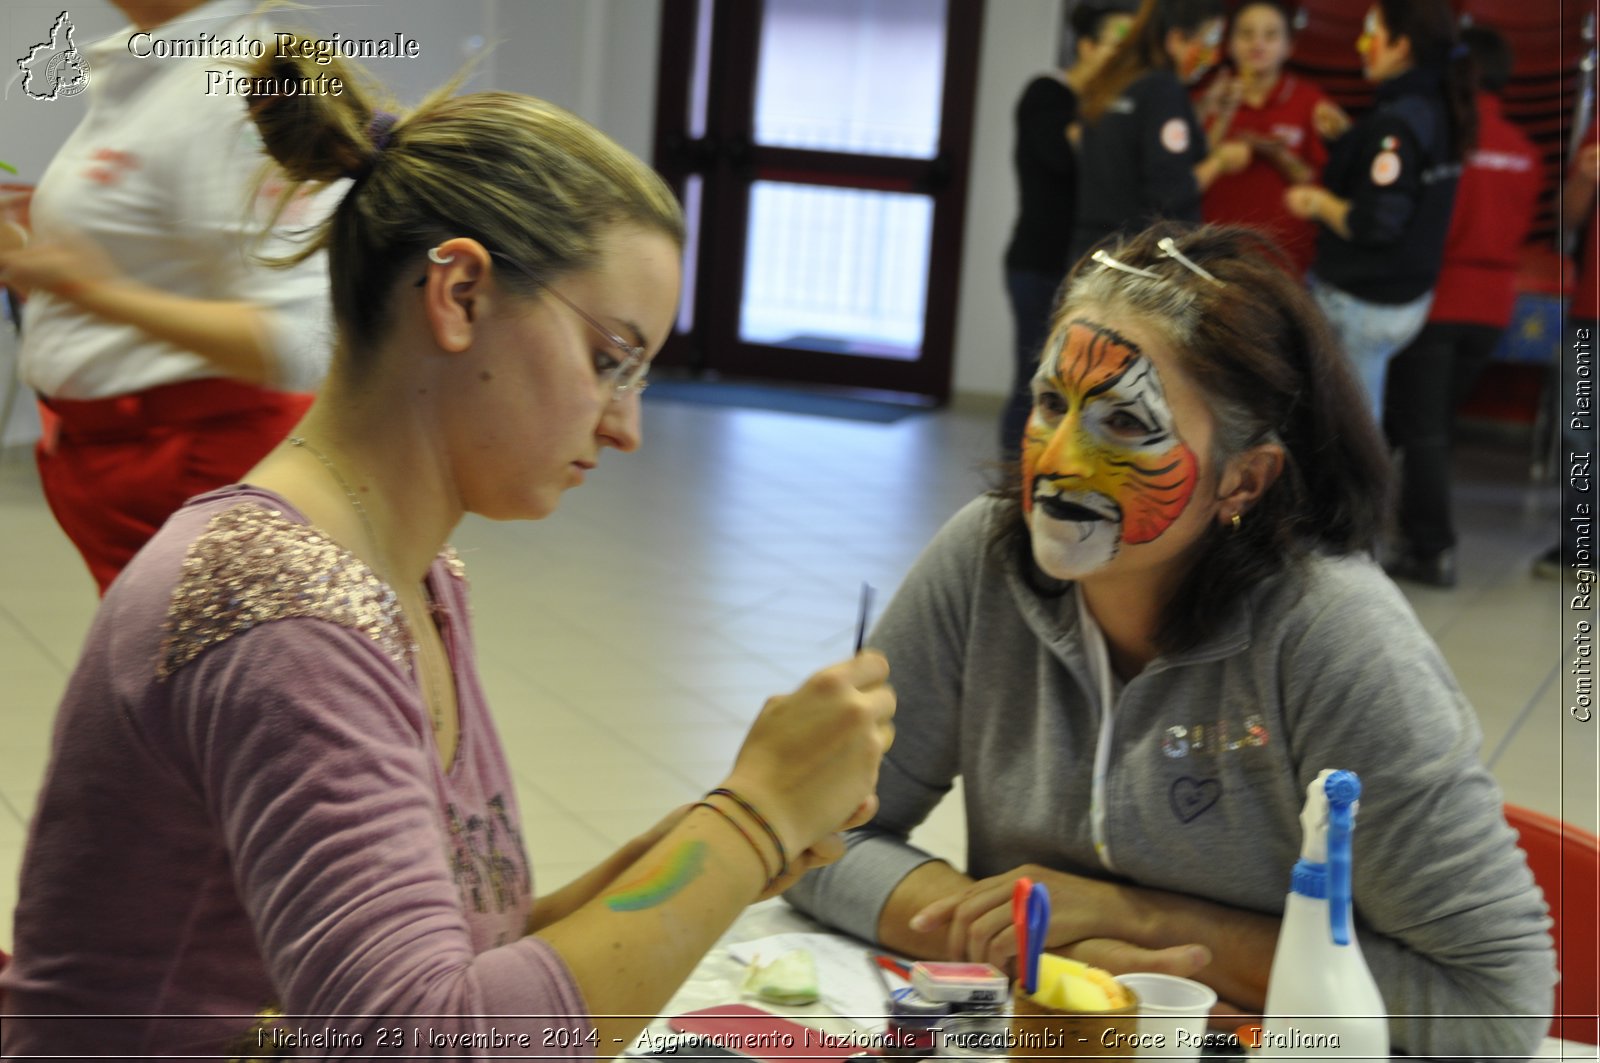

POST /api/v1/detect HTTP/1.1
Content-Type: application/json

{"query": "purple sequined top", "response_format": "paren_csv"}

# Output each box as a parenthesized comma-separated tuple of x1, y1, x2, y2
(1, 485, 593, 1059)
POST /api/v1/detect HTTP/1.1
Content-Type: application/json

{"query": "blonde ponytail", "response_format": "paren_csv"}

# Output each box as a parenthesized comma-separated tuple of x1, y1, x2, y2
(241, 37, 684, 368)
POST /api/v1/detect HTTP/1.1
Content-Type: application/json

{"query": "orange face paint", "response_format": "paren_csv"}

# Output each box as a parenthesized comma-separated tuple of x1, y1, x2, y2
(1021, 320, 1199, 577)
(1178, 20, 1224, 83)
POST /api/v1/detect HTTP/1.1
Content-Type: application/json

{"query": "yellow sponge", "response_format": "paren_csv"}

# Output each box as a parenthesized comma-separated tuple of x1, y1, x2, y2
(1031, 955, 1131, 1012)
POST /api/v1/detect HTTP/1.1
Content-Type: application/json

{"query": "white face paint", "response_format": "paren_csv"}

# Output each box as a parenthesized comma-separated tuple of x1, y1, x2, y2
(1029, 484, 1124, 579)
(1023, 319, 1199, 581)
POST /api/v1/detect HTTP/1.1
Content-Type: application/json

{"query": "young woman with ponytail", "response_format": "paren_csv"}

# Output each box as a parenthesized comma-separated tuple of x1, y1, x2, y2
(0, 32, 895, 1060)
(787, 223, 1554, 1059)
(1286, 0, 1477, 418)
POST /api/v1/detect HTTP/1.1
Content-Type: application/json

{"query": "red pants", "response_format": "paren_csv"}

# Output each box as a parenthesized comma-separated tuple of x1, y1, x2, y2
(36, 378, 313, 595)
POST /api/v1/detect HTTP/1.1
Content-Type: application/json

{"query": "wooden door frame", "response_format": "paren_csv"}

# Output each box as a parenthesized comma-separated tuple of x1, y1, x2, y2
(651, 0, 984, 403)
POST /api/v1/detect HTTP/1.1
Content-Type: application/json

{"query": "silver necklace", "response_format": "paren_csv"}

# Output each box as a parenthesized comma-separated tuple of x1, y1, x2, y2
(287, 435, 448, 735)
(287, 436, 379, 554)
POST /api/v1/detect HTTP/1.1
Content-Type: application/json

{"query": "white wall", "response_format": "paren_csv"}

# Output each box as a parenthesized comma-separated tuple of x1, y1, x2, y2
(0, 0, 1041, 447)
(951, 0, 1062, 400)
(491, 0, 662, 162)
(0, 1, 503, 175)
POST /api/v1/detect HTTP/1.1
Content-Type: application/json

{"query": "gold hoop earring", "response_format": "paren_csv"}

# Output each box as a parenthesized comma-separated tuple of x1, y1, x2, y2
(1230, 512, 1242, 532)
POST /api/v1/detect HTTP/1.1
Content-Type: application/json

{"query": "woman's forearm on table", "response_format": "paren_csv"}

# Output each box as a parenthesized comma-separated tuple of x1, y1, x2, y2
(1123, 885, 1278, 1009)
(875, 860, 975, 958)
(875, 861, 1277, 1007)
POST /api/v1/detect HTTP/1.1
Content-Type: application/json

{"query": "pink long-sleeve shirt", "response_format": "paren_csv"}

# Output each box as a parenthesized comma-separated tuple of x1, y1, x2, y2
(1, 485, 593, 1059)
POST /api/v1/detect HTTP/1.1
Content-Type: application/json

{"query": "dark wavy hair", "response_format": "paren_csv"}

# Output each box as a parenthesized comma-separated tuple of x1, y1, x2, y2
(1069, 0, 1136, 52)
(1079, 0, 1227, 121)
(992, 222, 1391, 654)
(1377, 0, 1478, 160)
(1461, 25, 1513, 95)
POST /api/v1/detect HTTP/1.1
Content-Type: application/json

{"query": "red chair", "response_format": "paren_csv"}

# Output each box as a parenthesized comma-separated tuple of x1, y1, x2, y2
(1504, 805, 1599, 1044)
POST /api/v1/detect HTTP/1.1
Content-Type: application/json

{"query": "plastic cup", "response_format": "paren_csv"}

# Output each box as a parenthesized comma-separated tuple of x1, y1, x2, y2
(1008, 979, 1140, 1057)
(1112, 972, 1218, 1060)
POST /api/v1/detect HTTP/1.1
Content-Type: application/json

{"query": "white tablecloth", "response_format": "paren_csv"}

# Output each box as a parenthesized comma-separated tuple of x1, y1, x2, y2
(631, 899, 1595, 1061)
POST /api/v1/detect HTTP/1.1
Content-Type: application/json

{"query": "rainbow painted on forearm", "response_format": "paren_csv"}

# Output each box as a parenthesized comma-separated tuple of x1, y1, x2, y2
(604, 840, 707, 912)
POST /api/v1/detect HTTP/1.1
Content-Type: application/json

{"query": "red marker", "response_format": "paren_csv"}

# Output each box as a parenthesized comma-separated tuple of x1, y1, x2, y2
(1012, 876, 1033, 986)
(873, 952, 911, 981)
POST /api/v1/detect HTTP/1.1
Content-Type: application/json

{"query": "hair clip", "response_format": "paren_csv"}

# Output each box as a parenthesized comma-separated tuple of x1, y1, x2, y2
(427, 247, 454, 265)
(1157, 237, 1223, 286)
(1090, 249, 1163, 280)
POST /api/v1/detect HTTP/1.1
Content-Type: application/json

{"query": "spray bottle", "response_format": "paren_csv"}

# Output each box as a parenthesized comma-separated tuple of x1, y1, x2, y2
(1257, 769, 1388, 1060)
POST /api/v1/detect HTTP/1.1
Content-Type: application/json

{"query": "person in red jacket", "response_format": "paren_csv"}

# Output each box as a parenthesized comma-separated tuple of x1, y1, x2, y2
(1196, 0, 1347, 275)
(1384, 26, 1542, 586)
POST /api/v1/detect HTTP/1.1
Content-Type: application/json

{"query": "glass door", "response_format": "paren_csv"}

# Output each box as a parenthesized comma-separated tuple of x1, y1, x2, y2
(652, 0, 983, 401)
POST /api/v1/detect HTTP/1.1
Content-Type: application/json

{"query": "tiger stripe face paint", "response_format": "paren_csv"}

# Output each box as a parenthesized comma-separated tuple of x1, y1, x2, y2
(1022, 319, 1199, 579)
(604, 841, 707, 912)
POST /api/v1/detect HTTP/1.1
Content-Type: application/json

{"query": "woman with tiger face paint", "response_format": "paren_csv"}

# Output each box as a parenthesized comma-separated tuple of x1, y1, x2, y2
(788, 225, 1555, 1058)
(1021, 319, 1202, 582)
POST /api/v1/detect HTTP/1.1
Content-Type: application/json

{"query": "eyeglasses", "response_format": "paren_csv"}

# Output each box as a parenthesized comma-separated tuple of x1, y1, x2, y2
(417, 248, 650, 402)
(505, 258, 650, 402)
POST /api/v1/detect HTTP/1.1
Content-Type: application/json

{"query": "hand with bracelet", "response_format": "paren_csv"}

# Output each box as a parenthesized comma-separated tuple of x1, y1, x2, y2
(536, 650, 895, 1047)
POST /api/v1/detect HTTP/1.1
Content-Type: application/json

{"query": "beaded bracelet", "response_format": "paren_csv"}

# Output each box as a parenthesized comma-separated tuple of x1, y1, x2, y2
(692, 800, 778, 889)
(706, 787, 790, 879)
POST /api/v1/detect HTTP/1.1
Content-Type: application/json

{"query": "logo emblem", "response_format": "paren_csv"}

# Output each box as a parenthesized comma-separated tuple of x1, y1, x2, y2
(1160, 117, 1190, 154)
(17, 11, 92, 101)
(1370, 149, 1401, 187)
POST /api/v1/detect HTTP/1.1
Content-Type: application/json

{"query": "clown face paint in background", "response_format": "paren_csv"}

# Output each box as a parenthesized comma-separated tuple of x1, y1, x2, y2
(1022, 319, 1199, 579)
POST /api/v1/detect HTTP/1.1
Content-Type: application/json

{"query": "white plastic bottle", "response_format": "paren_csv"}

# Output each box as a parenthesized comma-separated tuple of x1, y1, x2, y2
(1257, 769, 1389, 1061)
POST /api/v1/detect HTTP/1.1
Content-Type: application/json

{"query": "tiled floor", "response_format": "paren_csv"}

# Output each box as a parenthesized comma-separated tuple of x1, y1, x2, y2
(0, 397, 1587, 954)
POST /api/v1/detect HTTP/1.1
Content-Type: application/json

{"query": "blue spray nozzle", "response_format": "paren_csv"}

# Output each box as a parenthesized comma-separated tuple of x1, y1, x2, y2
(1325, 770, 1361, 946)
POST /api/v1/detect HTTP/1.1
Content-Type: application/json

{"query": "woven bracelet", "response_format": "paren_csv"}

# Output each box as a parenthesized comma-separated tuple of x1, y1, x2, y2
(692, 800, 778, 888)
(706, 787, 790, 878)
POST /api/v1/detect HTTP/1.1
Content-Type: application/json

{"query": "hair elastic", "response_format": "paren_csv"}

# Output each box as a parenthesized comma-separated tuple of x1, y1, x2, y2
(367, 111, 399, 153)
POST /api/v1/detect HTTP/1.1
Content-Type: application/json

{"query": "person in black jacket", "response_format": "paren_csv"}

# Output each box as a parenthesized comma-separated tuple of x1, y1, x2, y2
(1285, 0, 1476, 420)
(1069, 0, 1252, 269)
(1000, 1, 1136, 460)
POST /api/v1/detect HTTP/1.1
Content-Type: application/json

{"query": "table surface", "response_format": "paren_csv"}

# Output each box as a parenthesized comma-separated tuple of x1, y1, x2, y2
(632, 899, 1596, 1062)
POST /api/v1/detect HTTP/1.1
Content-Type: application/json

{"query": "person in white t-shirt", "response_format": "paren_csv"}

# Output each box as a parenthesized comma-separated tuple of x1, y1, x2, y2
(0, 0, 338, 594)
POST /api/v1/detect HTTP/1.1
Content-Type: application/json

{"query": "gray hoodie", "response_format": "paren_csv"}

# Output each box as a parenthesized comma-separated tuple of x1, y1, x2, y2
(787, 495, 1555, 1059)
